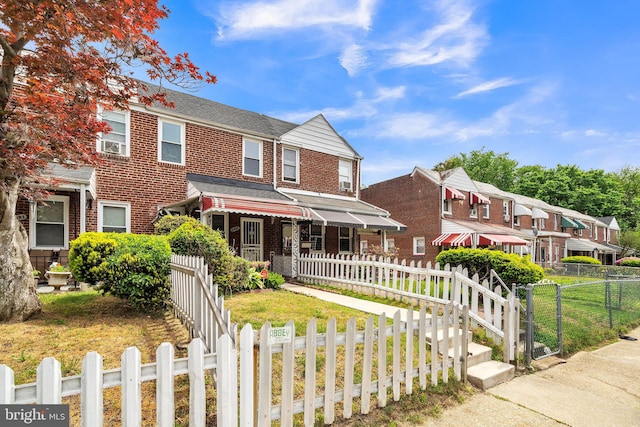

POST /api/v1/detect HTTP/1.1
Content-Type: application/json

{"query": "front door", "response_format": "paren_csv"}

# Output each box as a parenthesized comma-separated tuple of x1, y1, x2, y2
(241, 218, 263, 262)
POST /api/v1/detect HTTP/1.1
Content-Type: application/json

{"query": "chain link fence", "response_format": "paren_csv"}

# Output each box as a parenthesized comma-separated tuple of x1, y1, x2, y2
(522, 277, 640, 364)
(545, 263, 640, 279)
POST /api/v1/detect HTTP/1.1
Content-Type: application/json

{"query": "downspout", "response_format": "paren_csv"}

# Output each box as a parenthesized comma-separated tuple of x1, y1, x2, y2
(79, 184, 86, 234)
(356, 157, 361, 199)
(273, 139, 278, 190)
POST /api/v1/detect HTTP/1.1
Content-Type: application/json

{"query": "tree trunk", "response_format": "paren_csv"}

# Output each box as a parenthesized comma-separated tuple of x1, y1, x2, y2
(0, 180, 41, 322)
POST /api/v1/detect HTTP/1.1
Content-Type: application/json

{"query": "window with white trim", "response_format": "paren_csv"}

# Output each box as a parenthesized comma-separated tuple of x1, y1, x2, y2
(30, 195, 69, 250)
(503, 201, 509, 217)
(443, 198, 452, 214)
(310, 224, 324, 252)
(469, 204, 477, 218)
(339, 159, 352, 191)
(339, 227, 352, 253)
(98, 201, 130, 233)
(159, 119, 185, 164)
(360, 240, 368, 255)
(514, 215, 520, 226)
(99, 109, 129, 156)
(386, 238, 395, 250)
(208, 213, 228, 239)
(282, 147, 299, 183)
(243, 139, 262, 177)
(413, 237, 425, 256)
(482, 203, 490, 219)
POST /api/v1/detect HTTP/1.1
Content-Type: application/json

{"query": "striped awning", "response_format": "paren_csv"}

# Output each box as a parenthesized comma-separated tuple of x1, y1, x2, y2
(478, 234, 528, 246)
(202, 196, 312, 219)
(470, 192, 491, 205)
(444, 186, 466, 200)
(561, 216, 579, 228)
(573, 219, 588, 229)
(431, 233, 473, 246)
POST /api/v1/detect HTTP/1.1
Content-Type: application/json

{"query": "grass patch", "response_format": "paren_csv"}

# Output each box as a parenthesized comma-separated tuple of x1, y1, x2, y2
(0, 290, 195, 426)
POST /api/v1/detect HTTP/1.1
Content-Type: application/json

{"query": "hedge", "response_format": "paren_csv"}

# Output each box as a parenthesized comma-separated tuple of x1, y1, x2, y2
(435, 248, 544, 285)
(561, 256, 602, 265)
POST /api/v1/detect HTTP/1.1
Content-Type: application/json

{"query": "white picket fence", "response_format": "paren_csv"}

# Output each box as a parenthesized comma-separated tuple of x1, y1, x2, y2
(0, 337, 238, 426)
(253, 303, 469, 425)
(298, 253, 519, 361)
(0, 303, 468, 426)
(170, 254, 236, 352)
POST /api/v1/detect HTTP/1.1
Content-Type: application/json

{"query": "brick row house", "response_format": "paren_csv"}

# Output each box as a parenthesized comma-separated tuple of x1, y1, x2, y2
(361, 167, 621, 266)
(19, 83, 405, 278)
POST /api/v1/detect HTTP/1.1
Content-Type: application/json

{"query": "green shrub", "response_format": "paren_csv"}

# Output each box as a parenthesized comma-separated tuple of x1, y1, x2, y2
(167, 221, 235, 291)
(228, 256, 251, 294)
(435, 248, 544, 285)
(153, 214, 201, 235)
(617, 257, 640, 267)
(69, 232, 119, 285)
(264, 271, 285, 290)
(96, 234, 172, 312)
(561, 256, 602, 265)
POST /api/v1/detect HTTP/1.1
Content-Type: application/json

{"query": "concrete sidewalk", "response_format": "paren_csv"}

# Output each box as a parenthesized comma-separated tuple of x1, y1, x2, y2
(281, 283, 410, 321)
(283, 283, 640, 426)
(425, 328, 640, 426)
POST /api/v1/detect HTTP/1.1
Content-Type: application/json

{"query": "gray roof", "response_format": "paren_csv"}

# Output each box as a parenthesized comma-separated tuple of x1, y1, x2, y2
(187, 173, 291, 201)
(281, 191, 390, 216)
(139, 81, 298, 139)
(43, 163, 95, 183)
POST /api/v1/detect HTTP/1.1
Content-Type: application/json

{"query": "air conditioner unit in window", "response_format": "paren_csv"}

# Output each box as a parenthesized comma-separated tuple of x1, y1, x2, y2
(103, 140, 123, 154)
(339, 181, 352, 191)
(504, 214, 510, 222)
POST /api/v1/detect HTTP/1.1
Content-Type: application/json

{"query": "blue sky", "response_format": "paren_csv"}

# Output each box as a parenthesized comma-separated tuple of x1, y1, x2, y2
(151, 0, 640, 186)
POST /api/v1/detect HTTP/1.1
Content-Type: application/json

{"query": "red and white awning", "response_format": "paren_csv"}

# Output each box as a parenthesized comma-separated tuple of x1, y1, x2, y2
(470, 192, 491, 205)
(444, 186, 466, 200)
(202, 196, 313, 219)
(478, 234, 528, 246)
(431, 233, 473, 246)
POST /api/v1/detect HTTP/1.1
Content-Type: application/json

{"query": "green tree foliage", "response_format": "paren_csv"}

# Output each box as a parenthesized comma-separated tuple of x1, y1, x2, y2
(435, 248, 543, 285)
(612, 166, 640, 230)
(433, 147, 519, 191)
(618, 230, 640, 257)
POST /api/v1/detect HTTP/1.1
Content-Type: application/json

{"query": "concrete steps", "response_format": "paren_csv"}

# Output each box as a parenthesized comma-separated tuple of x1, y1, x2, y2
(444, 339, 515, 390)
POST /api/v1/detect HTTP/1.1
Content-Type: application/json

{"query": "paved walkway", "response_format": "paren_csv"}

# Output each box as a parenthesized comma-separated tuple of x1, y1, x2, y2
(283, 283, 640, 427)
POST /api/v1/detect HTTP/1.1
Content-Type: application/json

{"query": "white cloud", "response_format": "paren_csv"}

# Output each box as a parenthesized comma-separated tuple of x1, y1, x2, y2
(386, 0, 488, 68)
(372, 112, 460, 140)
(216, 0, 378, 39)
(340, 44, 368, 76)
(455, 77, 522, 98)
(585, 129, 607, 137)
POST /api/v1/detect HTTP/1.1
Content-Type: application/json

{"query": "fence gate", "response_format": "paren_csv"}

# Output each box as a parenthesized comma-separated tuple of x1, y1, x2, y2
(524, 282, 561, 362)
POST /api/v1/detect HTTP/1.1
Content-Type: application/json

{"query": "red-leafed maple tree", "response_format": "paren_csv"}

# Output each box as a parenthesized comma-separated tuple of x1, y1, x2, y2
(0, 1, 215, 321)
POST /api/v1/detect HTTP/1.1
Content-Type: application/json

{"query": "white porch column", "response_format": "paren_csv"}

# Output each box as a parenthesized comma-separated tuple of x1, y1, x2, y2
(79, 184, 87, 234)
(291, 219, 299, 278)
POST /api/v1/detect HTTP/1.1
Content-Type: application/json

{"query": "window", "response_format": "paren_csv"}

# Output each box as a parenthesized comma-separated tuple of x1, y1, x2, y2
(469, 204, 477, 218)
(209, 213, 228, 238)
(413, 237, 425, 256)
(482, 204, 490, 219)
(159, 119, 185, 164)
(554, 214, 559, 230)
(310, 224, 324, 252)
(339, 159, 352, 191)
(503, 201, 509, 217)
(282, 147, 299, 183)
(30, 195, 69, 249)
(339, 227, 352, 253)
(514, 215, 520, 226)
(99, 109, 129, 156)
(443, 198, 452, 214)
(243, 139, 262, 177)
(386, 238, 395, 250)
(360, 240, 368, 255)
(98, 201, 130, 233)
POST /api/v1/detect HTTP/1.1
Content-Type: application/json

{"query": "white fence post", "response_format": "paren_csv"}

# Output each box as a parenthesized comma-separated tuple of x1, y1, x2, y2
(0, 366, 15, 404)
(188, 339, 206, 427)
(81, 352, 104, 427)
(217, 334, 238, 426)
(239, 324, 254, 427)
(37, 358, 62, 404)
(156, 343, 174, 427)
